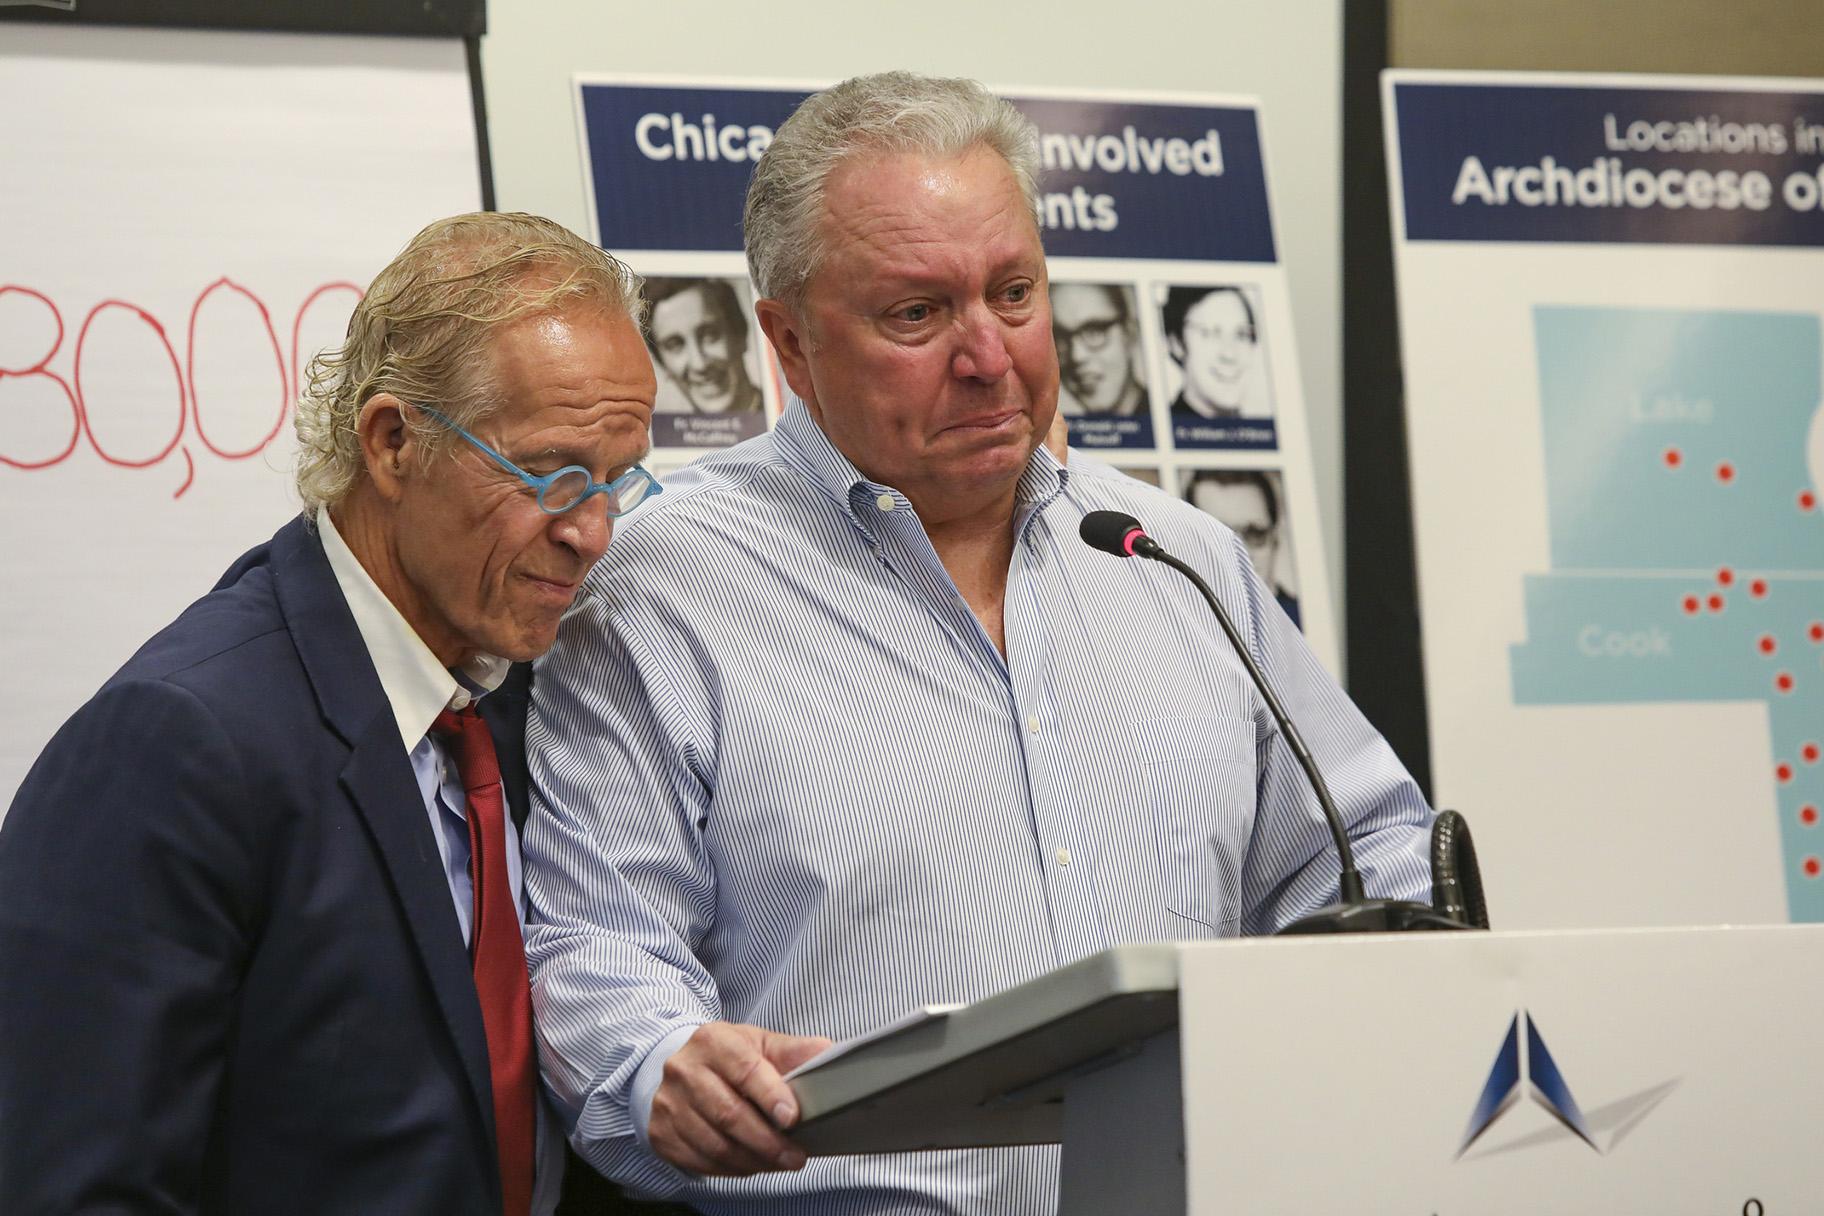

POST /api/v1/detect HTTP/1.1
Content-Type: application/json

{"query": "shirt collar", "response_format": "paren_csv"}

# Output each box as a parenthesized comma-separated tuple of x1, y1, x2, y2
(773, 394, 1071, 543)
(316, 507, 510, 753)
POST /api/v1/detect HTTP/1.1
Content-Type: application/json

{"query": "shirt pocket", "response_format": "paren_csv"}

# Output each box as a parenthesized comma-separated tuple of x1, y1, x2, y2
(1129, 713, 1256, 932)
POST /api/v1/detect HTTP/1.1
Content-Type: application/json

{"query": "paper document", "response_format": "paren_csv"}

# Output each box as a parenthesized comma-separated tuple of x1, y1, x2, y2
(786, 1003, 965, 1080)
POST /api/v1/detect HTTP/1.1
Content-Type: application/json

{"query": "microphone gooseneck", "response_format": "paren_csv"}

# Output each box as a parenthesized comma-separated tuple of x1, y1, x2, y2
(1080, 511, 1365, 907)
(1078, 509, 1464, 933)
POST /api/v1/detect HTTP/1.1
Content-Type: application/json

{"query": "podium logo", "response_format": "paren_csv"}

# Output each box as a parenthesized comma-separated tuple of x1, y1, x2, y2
(1456, 1010, 1678, 1161)
(1459, 1011, 1595, 1158)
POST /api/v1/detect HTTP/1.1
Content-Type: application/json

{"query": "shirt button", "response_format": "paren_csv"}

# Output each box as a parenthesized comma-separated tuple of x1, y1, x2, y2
(1027, 714, 1041, 736)
(876, 493, 896, 512)
(1055, 847, 1071, 867)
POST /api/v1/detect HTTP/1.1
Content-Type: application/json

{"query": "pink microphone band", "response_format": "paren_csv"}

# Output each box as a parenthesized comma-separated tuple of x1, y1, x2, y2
(1122, 528, 1146, 557)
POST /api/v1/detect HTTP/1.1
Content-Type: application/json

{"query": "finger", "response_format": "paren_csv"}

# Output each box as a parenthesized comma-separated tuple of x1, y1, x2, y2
(719, 1039, 803, 1130)
(668, 1100, 774, 1177)
(678, 1063, 804, 1168)
(651, 1078, 775, 1177)
(744, 1031, 832, 1128)
(768, 1031, 835, 1077)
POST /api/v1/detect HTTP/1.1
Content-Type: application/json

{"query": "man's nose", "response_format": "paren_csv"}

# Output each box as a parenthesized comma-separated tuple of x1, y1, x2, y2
(553, 496, 614, 566)
(951, 310, 1013, 381)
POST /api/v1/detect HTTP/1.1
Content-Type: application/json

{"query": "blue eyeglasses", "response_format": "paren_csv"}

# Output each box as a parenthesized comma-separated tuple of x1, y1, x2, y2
(416, 406, 661, 517)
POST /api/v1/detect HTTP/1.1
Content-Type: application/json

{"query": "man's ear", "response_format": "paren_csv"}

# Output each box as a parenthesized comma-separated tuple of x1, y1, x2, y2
(754, 298, 819, 413)
(356, 393, 414, 504)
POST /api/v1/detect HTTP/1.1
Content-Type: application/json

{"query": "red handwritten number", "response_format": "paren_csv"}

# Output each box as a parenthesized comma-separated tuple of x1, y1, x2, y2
(188, 278, 287, 460)
(75, 300, 185, 469)
(0, 285, 83, 470)
(6, 280, 356, 483)
(290, 281, 363, 402)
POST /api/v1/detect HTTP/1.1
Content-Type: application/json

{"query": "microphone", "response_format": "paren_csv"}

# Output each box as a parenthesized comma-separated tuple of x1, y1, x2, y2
(1079, 510, 1461, 934)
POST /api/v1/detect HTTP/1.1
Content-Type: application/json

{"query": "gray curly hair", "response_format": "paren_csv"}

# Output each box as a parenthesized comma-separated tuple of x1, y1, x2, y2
(293, 211, 644, 513)
(742, 71, 1041, 308)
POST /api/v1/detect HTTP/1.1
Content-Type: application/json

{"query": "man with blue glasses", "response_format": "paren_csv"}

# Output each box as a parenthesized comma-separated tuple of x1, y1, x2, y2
(0, 212, 657, 1216)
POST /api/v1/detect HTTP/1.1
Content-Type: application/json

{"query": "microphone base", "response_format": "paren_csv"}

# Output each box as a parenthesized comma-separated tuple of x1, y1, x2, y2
(1275, 899, 1471, 935)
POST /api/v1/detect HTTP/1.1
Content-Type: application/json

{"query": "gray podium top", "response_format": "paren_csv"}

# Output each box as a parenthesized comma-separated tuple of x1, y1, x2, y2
(790, 943, 1183, 1155)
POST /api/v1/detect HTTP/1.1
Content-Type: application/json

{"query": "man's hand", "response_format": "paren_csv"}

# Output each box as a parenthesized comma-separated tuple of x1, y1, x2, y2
(648, 1021, 833, 1176)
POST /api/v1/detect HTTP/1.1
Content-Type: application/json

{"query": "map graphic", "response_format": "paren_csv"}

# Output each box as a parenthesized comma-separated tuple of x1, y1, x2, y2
(1510, 306, 1824, 921)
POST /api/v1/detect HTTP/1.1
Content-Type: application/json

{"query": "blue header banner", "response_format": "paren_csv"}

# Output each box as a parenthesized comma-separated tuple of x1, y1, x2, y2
(1392, 80, 1824, 246)
(578, 81, 1277, 263)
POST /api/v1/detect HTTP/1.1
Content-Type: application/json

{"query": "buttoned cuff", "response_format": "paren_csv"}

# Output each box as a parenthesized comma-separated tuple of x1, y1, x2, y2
(630, 1023, 704, 1149)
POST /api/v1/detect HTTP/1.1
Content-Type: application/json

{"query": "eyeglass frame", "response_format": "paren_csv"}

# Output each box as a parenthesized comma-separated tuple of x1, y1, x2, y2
(1051, 315, 1128, 356)
(413, 404, 661, 517)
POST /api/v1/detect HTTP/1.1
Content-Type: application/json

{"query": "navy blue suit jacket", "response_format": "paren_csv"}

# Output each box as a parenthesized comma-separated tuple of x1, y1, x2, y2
(0, 515, 562, 1213)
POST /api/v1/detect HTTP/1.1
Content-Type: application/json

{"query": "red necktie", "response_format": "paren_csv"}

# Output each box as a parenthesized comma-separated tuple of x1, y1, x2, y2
(434, 706, 535, 1216)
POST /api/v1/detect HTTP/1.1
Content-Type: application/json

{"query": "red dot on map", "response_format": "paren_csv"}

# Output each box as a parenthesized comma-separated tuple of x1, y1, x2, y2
(1805, 857, 1822, 879)
(1708, 594, 1726, 613)
(1716, 567, 1734, 587)
(1716, 462, 1736, 483)
(1812, 622, 1824, 643)
(1663, 448, 1682, 469)
(1750, 579, 1769, 599)
(1801, 490, 1818, 512)
(1778, 763, 1795, 783)
(1805, 743, 1822, 764)
(1759, 635, 1778, 655)
(1681, 595, 1701, 615)
(1803, 805, 1821, 827)
(1776, 672, 1795, 694)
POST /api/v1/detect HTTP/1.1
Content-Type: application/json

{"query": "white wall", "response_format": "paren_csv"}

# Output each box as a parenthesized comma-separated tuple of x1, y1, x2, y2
(480, 0, 1348, 642)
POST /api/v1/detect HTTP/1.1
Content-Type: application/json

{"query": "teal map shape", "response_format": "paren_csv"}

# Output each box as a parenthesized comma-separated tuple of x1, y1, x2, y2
(1510, 306, 1824, 922)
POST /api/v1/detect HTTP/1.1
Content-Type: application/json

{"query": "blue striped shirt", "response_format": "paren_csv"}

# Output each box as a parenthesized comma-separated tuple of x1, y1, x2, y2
(524, 400, 1434, 1215)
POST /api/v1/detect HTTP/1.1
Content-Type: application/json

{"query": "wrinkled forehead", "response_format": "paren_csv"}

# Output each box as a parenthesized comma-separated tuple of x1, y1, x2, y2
(815, 145, 1040, 276)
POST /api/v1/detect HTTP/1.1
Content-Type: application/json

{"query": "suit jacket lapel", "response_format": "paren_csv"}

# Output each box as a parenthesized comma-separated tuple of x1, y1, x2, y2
(266, 517, 497, 1145)
(479, 662, 534, 830)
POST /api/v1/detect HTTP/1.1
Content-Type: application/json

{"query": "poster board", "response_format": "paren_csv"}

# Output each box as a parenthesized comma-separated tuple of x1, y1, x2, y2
(1385, 69, 1824, 926)
(0, 24, 482, 810)
(572, 75, 1340, 671)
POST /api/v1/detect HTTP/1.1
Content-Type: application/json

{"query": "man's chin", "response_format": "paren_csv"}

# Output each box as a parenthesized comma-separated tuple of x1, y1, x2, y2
(495, 628, 559, 664)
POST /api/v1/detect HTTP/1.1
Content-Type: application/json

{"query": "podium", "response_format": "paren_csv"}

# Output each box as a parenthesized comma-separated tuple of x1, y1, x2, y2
(789, 927, 1824, 1213)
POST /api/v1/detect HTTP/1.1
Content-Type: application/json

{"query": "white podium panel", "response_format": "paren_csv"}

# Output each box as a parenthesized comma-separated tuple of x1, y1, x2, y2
(1179, 927, 1822, 1214)
(793, 928, 1823, 1214)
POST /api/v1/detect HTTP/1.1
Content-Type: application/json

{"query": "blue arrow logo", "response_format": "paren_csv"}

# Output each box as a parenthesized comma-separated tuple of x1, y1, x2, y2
(1458, 1011, 1598, 1158)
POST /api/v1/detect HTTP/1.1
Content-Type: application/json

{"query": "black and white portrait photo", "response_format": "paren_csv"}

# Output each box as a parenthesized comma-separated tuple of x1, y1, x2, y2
(1181, 466, 1300, 629)
(643, 275, 769, 448)
(1051, 282, 1154, 450)
(1159, 283, 1277, 450)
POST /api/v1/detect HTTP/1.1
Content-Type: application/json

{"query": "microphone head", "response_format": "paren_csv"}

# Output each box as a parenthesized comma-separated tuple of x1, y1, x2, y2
(1080, 510, 1151, 558)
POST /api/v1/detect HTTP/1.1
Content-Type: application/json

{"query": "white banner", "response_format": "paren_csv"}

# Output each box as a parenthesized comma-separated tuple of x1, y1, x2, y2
(1385, 70, 1824, 927)
(0, 26, 482, 810)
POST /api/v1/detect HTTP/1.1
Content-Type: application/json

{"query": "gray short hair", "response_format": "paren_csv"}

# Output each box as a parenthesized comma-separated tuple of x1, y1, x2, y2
(294, 211, 644, 513)
(743, 71, 1041, 307)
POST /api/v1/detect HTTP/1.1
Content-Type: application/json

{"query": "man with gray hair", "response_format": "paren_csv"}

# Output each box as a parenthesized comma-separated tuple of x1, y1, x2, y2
(528, 72, 1434, 1214)
(0, 212, 657, 1214)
